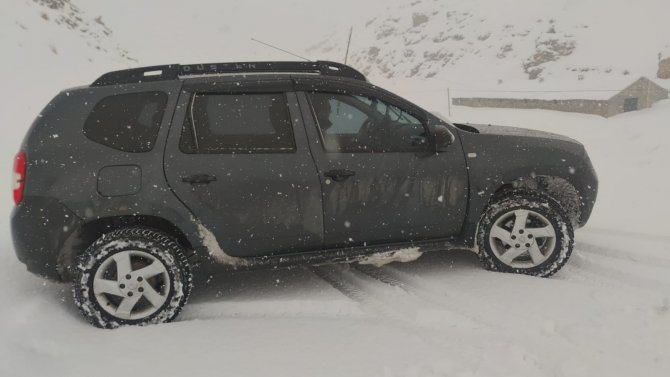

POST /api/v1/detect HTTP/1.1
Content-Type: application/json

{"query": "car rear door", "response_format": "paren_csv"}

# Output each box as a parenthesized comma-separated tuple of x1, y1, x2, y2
(164, 78, 323, 257)
(295, 78, 468, 249)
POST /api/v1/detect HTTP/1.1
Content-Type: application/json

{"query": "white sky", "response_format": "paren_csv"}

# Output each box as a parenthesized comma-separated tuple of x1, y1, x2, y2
(77, 0, 389, 66)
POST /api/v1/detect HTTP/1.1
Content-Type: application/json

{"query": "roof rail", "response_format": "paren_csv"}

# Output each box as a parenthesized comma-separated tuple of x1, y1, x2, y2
(91, 60, 366, 86)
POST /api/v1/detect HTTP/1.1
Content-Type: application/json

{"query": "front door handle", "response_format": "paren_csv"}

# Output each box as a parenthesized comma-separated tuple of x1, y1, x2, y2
(324, 169, 355, 182)
(181, 174, 217, 184)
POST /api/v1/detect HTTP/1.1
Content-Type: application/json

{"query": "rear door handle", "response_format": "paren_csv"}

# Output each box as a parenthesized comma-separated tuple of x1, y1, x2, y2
(181, 174, 217, 184)
(324, 169, 355, 182)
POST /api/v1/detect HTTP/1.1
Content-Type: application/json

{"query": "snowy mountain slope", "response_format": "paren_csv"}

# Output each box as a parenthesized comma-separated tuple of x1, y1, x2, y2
(1, 0, 135, 79)
(308, 0, 670, 94)
(15, 0, 135, 62)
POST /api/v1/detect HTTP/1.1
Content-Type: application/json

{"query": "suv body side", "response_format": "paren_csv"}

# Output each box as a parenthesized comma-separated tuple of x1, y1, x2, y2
(20, 72, 597, 282)
(162, 74, 470, 259)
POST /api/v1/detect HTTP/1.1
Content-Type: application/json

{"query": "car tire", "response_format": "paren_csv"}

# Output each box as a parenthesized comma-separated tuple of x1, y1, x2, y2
(477, 190, 574, 277)
(73, 227, 192, 328)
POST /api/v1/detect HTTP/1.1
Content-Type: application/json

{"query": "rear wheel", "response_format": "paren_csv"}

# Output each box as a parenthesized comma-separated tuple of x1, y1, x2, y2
(477, 190, 573, 277)
(73, 227, 192, 328)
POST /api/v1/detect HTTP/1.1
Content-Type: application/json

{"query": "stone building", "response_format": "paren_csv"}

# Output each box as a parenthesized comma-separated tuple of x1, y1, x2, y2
(453, 77, 668, 117)
(658, 58, 670, 79)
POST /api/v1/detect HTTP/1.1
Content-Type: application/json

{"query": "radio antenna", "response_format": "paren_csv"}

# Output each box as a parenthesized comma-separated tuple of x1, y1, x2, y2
(251, 38, 311, 61)
(344, 27, 353, 64)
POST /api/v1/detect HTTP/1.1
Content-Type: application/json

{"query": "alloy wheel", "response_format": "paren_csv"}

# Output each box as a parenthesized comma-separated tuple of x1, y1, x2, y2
(488, 209, 557, 268)
(92, 250, 170, 320)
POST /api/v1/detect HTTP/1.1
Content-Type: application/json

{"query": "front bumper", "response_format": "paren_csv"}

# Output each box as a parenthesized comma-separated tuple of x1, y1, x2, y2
(11, 196, 82, 281)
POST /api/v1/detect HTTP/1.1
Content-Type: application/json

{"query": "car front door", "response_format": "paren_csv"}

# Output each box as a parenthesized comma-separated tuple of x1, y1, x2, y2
(295, 80, 468, 249)
(164, 78, 323, 257)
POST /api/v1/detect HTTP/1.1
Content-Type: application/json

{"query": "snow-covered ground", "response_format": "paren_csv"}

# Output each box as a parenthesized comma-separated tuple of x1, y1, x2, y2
(1, 103, 668, 377)
(0, 230, 669, 377)
(1, 1, 670, 376)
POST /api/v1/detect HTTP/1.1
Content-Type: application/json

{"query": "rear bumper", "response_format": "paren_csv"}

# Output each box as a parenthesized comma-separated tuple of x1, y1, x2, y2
(11, 196, 82, 281)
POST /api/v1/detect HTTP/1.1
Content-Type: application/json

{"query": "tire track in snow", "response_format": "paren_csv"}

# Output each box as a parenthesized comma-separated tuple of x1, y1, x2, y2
(311, 264, 487, 330)
(351, 264, 409, 290)
(310, 265, 556, 362)
(577, 241, 670, 268)
(350, 264, 497, 330)
(565, 249, 670, 293)
(309, 265, 407, 322)
(557, 257, 628, 291)
(367, 263, 589, 336)
(351, 263, 583, 375)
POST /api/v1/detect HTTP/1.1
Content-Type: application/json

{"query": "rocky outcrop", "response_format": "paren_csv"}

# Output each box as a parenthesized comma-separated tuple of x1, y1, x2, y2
(523, 39, 576, 80)
(30, 0, 136, 62)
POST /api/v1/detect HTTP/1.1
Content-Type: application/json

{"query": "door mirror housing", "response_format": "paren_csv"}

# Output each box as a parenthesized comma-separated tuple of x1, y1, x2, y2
(410, 134, 429, 147)
(432, 124, 455, 152)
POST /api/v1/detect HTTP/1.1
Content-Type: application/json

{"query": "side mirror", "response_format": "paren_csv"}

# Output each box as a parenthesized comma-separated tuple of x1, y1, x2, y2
(410, 134, 429, 146)
(433, 124, 455, 152)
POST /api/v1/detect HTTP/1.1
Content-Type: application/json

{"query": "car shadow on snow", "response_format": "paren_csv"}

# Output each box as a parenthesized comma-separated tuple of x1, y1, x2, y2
(187, 248, 481, 305)
(389, 248, 481, 276)
(188, 265, 328, 303)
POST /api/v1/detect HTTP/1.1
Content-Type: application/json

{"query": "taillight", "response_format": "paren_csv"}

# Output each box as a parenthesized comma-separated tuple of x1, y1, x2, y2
(13, 151, 26, 206)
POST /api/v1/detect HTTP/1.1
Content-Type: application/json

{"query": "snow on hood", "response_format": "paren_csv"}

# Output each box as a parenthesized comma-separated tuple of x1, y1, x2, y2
(463, 123, 580, 144)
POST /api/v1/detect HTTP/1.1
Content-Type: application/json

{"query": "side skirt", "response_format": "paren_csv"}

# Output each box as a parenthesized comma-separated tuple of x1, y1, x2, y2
(200, 236, 477, 273)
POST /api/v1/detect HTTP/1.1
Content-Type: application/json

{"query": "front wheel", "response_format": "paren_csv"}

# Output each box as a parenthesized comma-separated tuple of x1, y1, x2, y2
(73, 228, 192, 328)
(477, 191, 574, 277)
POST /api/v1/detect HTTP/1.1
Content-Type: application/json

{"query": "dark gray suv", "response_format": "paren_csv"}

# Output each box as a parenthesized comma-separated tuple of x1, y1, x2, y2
(11, 61, 598, 328)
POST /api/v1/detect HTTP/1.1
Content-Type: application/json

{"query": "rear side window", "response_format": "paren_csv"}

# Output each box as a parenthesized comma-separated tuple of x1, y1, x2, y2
(180, 93, 295, 153)
(83, 92, 168, 152)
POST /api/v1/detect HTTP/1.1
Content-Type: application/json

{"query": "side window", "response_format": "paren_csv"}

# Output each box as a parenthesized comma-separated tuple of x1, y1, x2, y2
(180, 93, 296, 153)
(308, 92, 427, 153)
(319, 97, 368, 135)
(83, 91, 168, 152)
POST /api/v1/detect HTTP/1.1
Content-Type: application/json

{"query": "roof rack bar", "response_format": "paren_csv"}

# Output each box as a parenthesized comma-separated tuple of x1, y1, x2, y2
(91, 64, 181, 87)
(91, 60, 366, 87)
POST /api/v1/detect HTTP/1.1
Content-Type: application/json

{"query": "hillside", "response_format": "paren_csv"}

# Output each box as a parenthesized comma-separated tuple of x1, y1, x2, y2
(2, 0, 134, 74)
(308, 0, 670, 95)
(4, 0, 670, 104)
